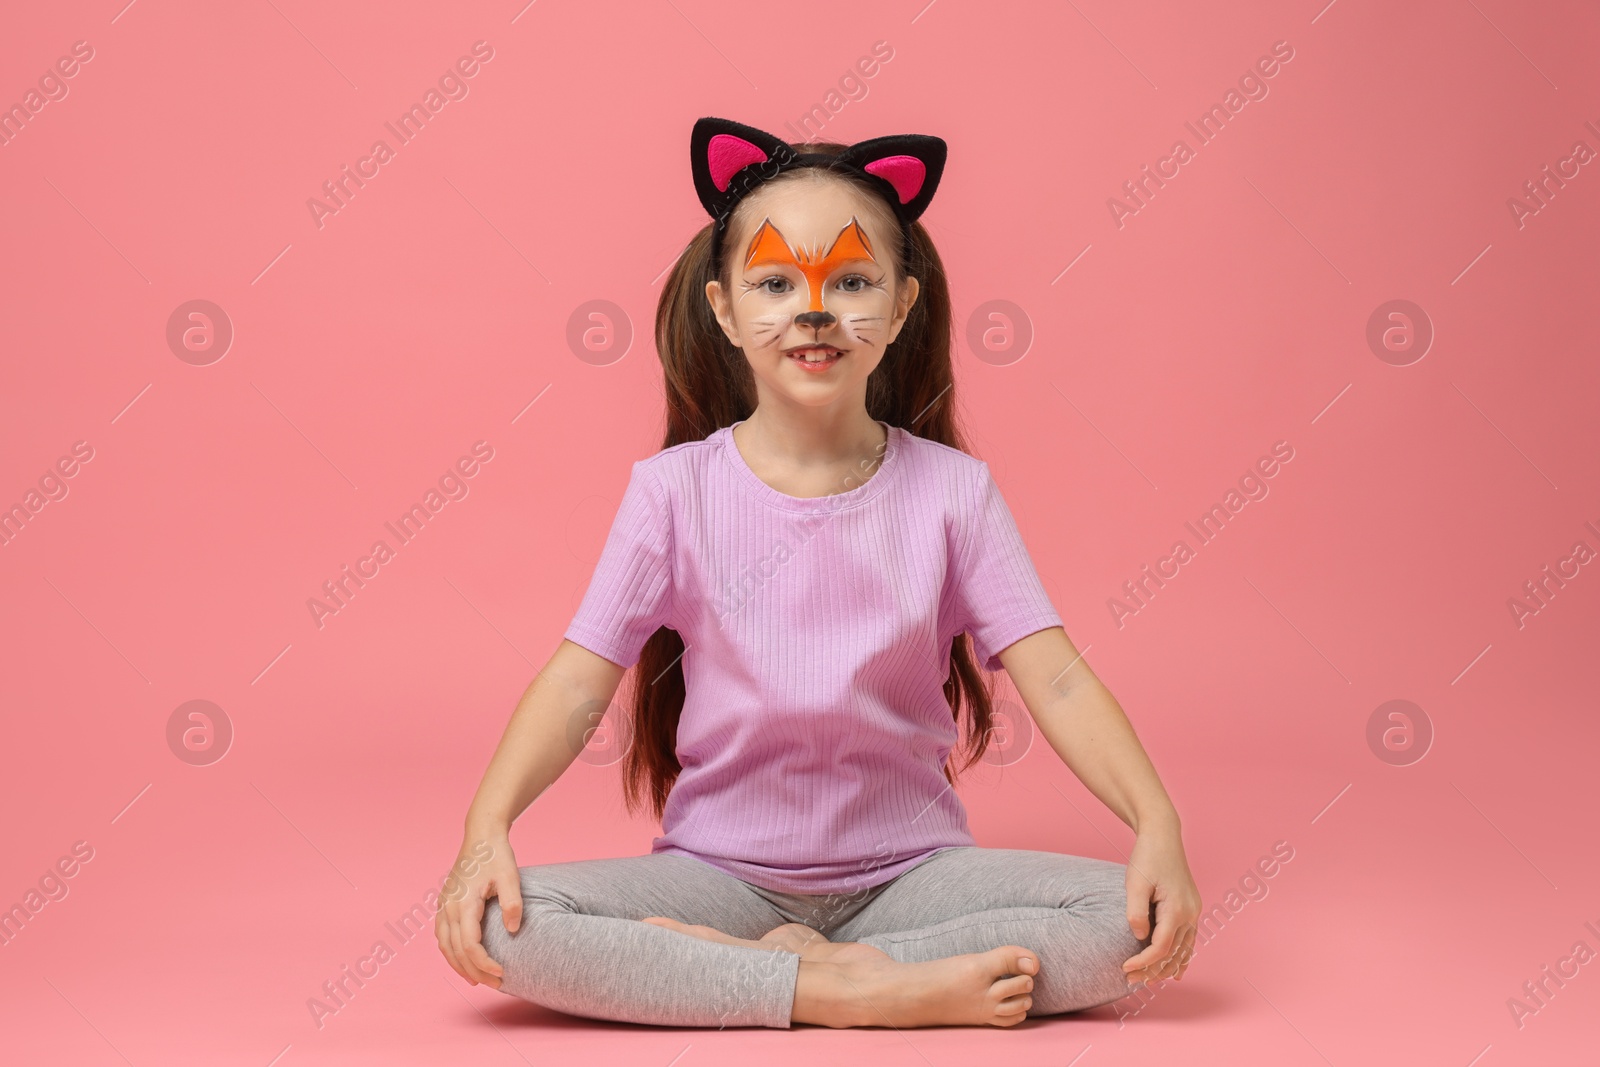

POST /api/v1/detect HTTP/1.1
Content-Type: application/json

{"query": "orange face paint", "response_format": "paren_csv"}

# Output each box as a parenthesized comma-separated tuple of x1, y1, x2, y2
(742, 216, 878, 313)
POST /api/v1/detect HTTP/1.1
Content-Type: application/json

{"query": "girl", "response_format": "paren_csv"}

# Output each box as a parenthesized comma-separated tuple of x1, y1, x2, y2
(434, 116, 1202, 1030)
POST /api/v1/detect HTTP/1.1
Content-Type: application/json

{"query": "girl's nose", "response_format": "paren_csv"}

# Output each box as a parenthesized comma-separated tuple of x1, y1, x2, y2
(794, 310, 836, 329)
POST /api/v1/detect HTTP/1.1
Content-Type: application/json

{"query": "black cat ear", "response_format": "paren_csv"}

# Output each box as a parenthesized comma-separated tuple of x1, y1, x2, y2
(690, 116, 798, 227)
(833, 133, 948, 222)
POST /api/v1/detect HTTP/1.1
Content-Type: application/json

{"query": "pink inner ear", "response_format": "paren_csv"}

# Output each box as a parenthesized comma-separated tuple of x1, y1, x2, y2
(863, 155, 926, 203)
(708, 134, 770, 192)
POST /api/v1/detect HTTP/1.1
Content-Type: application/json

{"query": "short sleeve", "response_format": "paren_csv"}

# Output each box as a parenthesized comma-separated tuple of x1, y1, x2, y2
(948, 462, 1063, 671)
(563, 461, 675, 669)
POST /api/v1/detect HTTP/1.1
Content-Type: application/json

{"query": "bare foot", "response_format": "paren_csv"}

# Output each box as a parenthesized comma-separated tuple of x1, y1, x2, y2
(794, 943, 1039, 1029)
(641, 916, 848, 959)
(756, 922, 841, 960)
(639, 915, 782, 952)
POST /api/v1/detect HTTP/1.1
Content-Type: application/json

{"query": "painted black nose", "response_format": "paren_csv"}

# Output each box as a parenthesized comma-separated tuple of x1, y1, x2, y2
(794, 310, 836, 329)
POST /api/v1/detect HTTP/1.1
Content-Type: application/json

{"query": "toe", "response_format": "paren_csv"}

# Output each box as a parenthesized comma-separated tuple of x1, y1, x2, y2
(997, 944, 1038, 977)
(993, 973, 1033, 1000)
(995, 994, 1033, 1023)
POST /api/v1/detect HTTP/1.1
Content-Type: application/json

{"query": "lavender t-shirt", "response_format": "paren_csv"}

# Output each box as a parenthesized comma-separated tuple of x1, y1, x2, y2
(563, 419, 1063, 894)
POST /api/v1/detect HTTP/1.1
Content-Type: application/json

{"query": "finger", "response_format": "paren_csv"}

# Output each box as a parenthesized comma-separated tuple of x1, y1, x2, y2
(446, 909, 483, 986)
(1173, 927, 1197, 980)
(1123, 906, 1179, 973)
(462, 895, 506, 982)
(1124, 874, 1154, 940)
(465, 933, 504, 981)
(434, 908, 451, 958)
(1128, 956, 1176, 987)
(460, 923, 502, 991)
(1151, 926, 1196, 983)
(434, 908, 463, 977)
(1162, 926, 1196, 978)
(496, 867, 524, 934)
(1146, 902, 1179, 959)
(437, 906, 474, 983)
(452, 901, 500, 988)
(453, 903, 499, 987)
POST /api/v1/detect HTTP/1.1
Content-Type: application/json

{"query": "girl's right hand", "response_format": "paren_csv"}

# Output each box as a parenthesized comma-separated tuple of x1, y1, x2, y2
(435, 829, 523, 989)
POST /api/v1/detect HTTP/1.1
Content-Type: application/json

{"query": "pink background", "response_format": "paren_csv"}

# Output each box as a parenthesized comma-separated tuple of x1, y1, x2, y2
(3, 1, 1597, 1064)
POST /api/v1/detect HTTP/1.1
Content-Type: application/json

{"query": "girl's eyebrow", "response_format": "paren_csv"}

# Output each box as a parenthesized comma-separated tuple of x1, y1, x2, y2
(745, 255, 877, 272)
(742, 216, 880, 271)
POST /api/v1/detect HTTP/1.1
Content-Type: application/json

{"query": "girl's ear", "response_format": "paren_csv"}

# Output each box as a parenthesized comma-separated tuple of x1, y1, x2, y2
(833, 134, 948, 223)
(690, 117, 798, 225)
(690, 117, 948, 228)
(702, 278, 741, 348)
(887, 273, 921, 348)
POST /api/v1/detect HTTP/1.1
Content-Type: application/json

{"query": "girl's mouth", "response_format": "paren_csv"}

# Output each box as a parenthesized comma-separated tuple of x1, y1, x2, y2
(787, 346, 843, 371)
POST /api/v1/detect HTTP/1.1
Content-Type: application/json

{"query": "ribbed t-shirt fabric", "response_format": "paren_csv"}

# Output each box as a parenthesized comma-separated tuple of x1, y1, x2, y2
(562, 418, 1064, 894)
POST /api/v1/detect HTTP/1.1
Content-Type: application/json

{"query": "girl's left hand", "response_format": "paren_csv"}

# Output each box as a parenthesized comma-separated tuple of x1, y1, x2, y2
(1121, 826, 1202, 986)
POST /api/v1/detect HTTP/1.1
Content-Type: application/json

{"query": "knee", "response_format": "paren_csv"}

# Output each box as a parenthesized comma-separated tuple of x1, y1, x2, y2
(1101, 861, 1154, 950)
(1069, 859, 1147, 934)
(479, 896, 516, 961)
(1075, 862, 1158, 1007)
(1048, 860, 1150, 984)
(478, 868, 565, 971)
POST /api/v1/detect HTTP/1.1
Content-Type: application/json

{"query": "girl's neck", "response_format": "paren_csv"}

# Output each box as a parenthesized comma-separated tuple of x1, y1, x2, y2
(732, 409, 889, 497)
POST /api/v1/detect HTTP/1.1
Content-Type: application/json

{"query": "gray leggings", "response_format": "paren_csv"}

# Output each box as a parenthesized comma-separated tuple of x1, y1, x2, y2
(479, 845, 1152, 1028)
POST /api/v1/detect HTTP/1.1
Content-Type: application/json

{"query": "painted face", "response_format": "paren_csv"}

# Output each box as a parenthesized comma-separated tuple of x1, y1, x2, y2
(704, 177, 919, 404)
(743, 215, 878, 314)
(733, 213, 896, 355)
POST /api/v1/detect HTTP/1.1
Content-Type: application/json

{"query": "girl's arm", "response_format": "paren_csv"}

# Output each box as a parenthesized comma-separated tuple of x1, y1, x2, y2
(996, 625, 1202, 986)
(465, 638, 626, 834)
(436, 638, 627, 988)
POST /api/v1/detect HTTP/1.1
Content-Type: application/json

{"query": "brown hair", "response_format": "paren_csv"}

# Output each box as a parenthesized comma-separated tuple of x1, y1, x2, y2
(621, 138, 1000, 821)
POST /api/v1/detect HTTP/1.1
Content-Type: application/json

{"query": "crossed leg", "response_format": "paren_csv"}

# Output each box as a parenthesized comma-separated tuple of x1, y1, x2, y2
(833, 846, 1152, 1016)
(641, 913, 1039, 1028)
(479, 851, 1037, 1029)
(652, 846, 1152, 1020)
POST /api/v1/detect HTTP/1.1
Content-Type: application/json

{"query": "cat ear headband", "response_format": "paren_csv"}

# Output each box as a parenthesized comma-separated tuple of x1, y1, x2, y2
(690, 115, 947, 270)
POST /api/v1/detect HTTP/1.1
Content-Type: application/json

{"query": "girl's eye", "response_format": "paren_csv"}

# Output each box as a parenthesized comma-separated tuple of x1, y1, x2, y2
(837, 275, 870, 293)
(759, 276, 792, 295)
